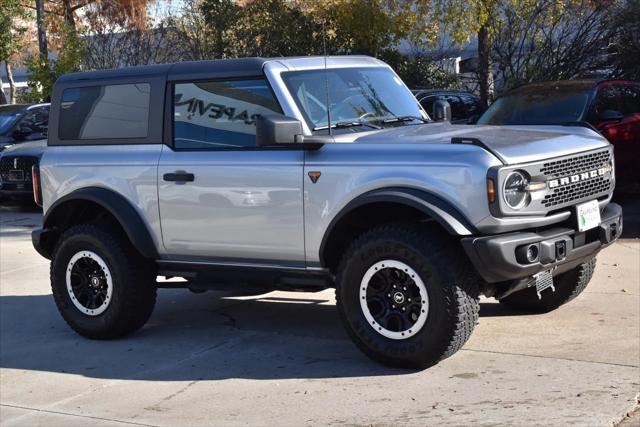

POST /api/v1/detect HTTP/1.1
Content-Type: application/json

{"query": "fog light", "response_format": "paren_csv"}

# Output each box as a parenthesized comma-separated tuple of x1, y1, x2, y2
(516, 243, 540, 264)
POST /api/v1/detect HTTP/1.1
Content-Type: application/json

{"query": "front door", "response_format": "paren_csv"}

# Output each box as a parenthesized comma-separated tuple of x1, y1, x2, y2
(158, 78, 305, 265)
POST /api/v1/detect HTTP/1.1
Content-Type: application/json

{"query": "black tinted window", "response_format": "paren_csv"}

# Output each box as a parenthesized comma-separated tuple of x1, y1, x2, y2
(478, 88, 590, 125)
(173, 79, 282, 149)
(19, 108, 49, 134)
(444, 95, 465, 121)
(621, 84, 640, 115)
(59, 84, 150, 140)
(419, 96, 439, 117)
(593, 85, 624, 116)
(461, 95, 482, 117)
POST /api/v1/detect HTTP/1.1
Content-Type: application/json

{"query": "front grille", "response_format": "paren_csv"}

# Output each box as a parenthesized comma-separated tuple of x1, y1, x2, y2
(540, 149, 613, 208)
(540, 150, 611, 179)
(0, 156, 38, 182)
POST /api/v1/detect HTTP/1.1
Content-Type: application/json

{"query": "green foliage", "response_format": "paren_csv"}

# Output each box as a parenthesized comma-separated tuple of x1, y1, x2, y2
(199, 0, 241, 58)
(382, 51, 461, 89)
(0, 0, 29, 62)
(234, 0, 324, 57)
(26, 24, 84, 102)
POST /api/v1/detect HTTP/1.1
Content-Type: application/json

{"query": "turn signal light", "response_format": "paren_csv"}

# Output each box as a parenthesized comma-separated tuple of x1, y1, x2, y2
(487, 178, 496, 203)
(32, 164, 43, 207)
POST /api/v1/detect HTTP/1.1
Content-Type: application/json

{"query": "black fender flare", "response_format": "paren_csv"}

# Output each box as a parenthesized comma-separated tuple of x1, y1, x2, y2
(318, 187, 477, 266)
(41, 187, 159, 259)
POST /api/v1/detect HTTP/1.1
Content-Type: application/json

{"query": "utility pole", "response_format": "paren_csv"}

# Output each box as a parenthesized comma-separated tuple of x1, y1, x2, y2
(35, 0, 48, 60)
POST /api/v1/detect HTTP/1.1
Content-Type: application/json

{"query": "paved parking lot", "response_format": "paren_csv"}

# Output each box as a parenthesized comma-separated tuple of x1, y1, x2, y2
(1, 197, 638, 426)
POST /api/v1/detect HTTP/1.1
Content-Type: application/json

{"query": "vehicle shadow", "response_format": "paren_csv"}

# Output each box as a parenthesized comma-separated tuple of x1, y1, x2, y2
(0, 290, 527, 382)
(0, 291, 398, 381)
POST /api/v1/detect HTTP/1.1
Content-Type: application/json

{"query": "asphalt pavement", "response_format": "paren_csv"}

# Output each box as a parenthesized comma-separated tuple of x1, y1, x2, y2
(0, 197, 638, 426)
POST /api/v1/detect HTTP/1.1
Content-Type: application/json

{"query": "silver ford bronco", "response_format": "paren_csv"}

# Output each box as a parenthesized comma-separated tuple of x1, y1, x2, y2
(32, 56, 622, 369)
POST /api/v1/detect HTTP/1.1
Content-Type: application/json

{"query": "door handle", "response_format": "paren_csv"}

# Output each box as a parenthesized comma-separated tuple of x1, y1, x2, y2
(163, 171, 195, 182)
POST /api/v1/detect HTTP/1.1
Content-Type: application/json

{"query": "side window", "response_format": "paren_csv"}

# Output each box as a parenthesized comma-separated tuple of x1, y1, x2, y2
(593, 85, 623, 118)
(59, 83, 150, 140)
(31, 108, 49, 134)
(621, 84, 640, 115)
(460, 95, 480, 117)
(419, 96, 438, 117)
(173, 79, 282, 150)
(444, 95, 464, 121)
(17, 112, 38, 133)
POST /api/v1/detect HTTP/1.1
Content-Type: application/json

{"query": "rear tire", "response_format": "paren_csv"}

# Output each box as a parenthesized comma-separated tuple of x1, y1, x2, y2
(499, 257, 596, 313)
(336, 223, 480, 369)
(50, 224, 157, 339)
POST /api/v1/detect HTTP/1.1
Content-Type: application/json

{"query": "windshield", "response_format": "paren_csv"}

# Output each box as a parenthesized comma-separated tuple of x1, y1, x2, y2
(478, 88, 590, 125)
(282, 67, 426, 132)
(0, 111, 23, 134)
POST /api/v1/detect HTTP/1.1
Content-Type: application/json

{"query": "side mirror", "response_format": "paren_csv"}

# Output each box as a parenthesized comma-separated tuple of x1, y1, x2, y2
(599, 110, 624, 121)
(256, 115, 303, 147)
(432, 100, 452, 122)
(256, 115, 327, 149)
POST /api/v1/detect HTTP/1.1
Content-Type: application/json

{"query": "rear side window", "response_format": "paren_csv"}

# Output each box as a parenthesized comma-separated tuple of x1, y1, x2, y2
(173, 79, 282, 150)
(59, 83, 150, 140)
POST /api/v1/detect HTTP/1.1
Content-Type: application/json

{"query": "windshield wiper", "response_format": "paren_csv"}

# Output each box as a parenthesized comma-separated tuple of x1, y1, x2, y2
(313, 120, 381, 131)
(382, 115, 429, 124)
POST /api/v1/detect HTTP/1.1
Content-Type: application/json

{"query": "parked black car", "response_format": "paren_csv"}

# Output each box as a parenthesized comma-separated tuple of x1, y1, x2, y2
(412, 90, 485, 124)
(0, 103, 50, 151)
(0, 140, 46, 202)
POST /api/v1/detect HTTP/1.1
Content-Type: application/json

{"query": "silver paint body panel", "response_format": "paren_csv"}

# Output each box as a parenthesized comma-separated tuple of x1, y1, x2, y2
(157, 145, 305, 263)
(40, 144, 164, 252)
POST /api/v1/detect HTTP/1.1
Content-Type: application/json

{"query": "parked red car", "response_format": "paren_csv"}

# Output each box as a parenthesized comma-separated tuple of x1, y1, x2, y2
(478, 80, 640, 190)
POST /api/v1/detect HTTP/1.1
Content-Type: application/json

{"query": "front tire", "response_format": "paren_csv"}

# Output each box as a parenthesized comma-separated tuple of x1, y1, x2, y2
(51, 224, 157, 339)
(336, 223, 480, 369)
(499, 258, 596, 313)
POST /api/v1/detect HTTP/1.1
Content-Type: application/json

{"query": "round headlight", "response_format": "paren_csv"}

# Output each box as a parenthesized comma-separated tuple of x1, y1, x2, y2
(503, 171, 529, 209)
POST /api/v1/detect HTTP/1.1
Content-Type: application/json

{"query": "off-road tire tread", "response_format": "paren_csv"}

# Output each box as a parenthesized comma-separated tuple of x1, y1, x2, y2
(335, 223, 480, 369)
(50, 224, 156, 339)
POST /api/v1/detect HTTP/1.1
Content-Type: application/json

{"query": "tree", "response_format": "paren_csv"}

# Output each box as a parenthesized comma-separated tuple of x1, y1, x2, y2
(492, 0, 615, 91)
(0, 0, 29, 103)
(609, 0, 640, 80)
(233, 0, 324, 57)
(27, 23, 84, 101)
(382, 51, 461, 89)
(419, 0, 501, 106)
(82, 1, 178, 70)
(307, 0, 431, 56)
(199, 0, 240, 58)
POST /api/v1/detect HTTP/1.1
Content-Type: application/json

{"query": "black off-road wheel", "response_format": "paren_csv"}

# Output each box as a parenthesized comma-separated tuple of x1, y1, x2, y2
(50, 224, 157, 339)
(499, 257, 596, 313)
(336, 223, 480, 369)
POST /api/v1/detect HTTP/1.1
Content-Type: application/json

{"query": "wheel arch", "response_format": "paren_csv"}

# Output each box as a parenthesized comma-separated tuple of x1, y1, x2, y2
(37, 187, 159, 259)
(319, 187, 476, 273)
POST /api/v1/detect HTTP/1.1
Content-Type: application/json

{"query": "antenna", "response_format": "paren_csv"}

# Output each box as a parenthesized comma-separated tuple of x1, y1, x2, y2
(322, 20, 332, 136)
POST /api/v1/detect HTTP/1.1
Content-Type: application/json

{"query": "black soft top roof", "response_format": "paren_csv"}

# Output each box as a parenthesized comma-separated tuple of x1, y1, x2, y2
(56, 58, 271, 84)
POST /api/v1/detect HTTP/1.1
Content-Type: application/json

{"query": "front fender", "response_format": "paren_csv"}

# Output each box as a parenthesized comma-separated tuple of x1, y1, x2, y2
(317, 187, 477, 267)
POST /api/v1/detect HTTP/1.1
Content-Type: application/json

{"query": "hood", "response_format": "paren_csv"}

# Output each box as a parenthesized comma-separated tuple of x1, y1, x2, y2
(0, 139, 47, 158)
(342, 123, 609, 165)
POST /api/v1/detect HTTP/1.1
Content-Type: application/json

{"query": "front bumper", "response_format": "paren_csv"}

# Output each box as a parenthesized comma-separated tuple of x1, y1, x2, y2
(0, 181, 34, 198)
(462, 202, 622, 283)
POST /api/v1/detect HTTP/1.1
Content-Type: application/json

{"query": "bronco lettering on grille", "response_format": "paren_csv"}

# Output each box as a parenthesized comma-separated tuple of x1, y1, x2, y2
(547, 165, 612, 189)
